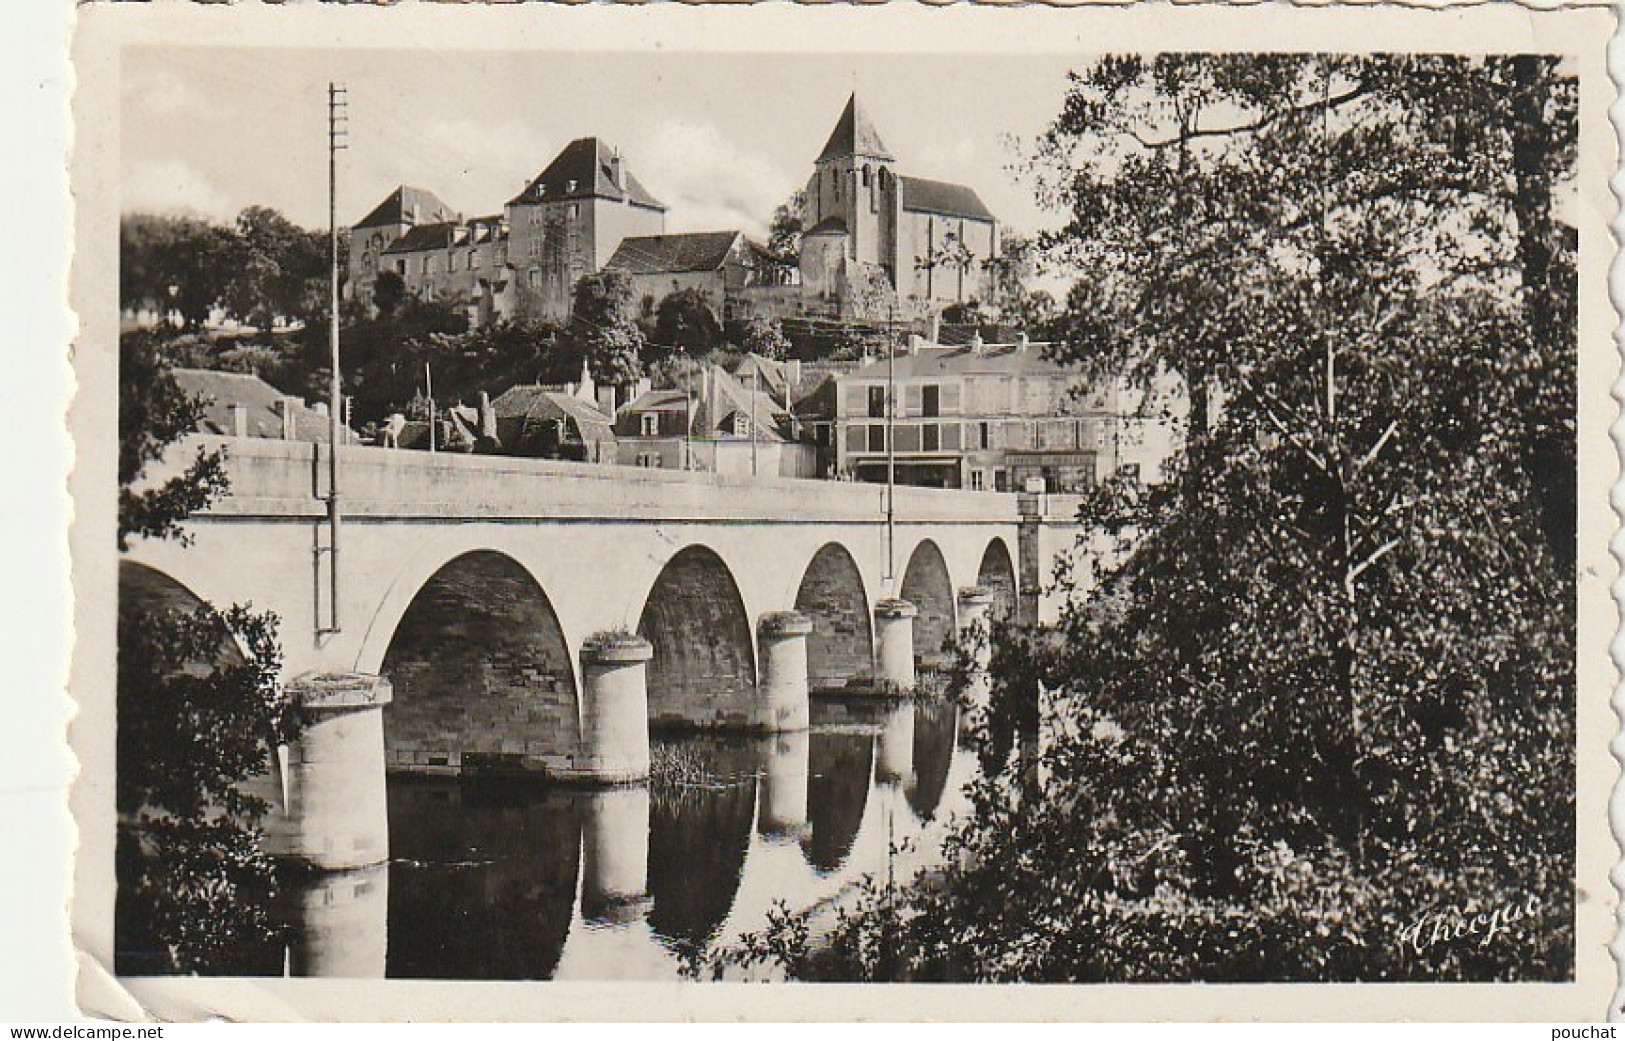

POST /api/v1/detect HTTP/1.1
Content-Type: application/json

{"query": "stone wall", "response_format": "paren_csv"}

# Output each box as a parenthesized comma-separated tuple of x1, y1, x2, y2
(794, 544, 874, 692)
(381, 551, 579, 775)
(639, 547, 759, 729)
(900, 540, 956, 667)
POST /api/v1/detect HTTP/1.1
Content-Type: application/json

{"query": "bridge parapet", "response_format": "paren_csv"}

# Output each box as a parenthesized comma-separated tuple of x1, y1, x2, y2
(157, 436, 1028, 525)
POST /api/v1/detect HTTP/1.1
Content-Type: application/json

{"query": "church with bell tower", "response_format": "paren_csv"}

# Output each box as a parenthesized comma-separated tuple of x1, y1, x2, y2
(797, 93, 1000, 318)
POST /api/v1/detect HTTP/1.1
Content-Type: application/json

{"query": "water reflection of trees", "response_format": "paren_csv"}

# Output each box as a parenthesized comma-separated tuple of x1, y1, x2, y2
(385, 777, 581, 980)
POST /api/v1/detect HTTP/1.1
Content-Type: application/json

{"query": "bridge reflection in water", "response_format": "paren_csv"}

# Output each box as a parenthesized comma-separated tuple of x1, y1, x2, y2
(276, 698, 971, 981)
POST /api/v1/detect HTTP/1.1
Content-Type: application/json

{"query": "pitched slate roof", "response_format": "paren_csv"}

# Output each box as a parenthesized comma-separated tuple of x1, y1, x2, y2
(849, 343, 1067, 381)
(607, 231, 742, 275)
(353, 185, 456, 230)
(508, 137, 666, 211)
(171, 368, 339, 443)
(817, 93, 895, 163)
(382, 222, 459, 255)
(899, 175, 995, 222)
(490, 385, 616, 447)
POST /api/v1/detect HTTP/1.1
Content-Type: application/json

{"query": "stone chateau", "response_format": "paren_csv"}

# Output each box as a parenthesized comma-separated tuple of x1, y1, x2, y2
(344, 94, 1000, 329)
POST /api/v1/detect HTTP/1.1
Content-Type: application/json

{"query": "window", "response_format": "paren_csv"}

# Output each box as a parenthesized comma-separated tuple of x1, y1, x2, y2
(470, 251, 478, 271)
(994, 469, 1009, 492)
(637, 452, 662, 468)
(832, 167, 841, 199)
(569, 204, 580, 219)
(978, 421, 991, 450)
(867, 425, 886, 453)
(529, 268, 541, 288)
(969, 470, 985, 491)
(395, 260, 406, 275)
(1119, 463, 1142, 483)
(922, 424, 940, 452)
(640, 413, 659, 437)
(420, 257, 430, 275)
(862, 165, 871, 187)
(867, 385, 886, 419)
(922, 385, 940, 418)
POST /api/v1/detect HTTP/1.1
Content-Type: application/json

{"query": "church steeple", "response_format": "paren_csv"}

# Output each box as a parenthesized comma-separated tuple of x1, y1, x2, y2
(817, 93, 894, 163)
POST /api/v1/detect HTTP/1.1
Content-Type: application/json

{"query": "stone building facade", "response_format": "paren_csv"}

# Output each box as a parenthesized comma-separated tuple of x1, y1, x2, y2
(345, 96, 1000, 333)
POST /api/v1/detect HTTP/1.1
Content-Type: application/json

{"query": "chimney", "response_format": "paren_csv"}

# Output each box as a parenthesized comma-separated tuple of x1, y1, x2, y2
(228, 403, 249, 438)
(480, 391, 497, 441)
(1015, 330, 1029, 354)
(597, 385, 617, 418)
(609, 147, 625, 192)
(927, 312, 941, 345)
(275, 397, 297, 440)
(787, 359, 802, 393)
(970, 330, 985, 355)
(634, 376, 652, 401)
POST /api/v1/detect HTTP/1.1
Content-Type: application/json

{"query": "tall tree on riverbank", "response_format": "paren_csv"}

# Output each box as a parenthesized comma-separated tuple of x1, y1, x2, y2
(721, 54, 1576, 983)
(117, 334, 299, 973)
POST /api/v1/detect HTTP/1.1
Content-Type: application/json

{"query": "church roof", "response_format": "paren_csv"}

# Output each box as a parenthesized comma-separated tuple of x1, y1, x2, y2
(508, 137, 666, 211)
(899, 176, 995, 222)
(353, 185, 456, 230)
(607, 231, 743, 275)
(817, 93, 895, 163)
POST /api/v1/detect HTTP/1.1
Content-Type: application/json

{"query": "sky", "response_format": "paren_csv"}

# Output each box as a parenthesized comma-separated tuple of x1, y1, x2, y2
(120, 47, 1091, 242)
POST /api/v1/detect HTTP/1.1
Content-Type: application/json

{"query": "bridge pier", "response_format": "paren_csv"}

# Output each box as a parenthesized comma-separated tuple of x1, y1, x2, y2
(577, 633, 654, 783)
(581, 787, 651, 924)
(756, 611, 813, 731)
(957, 586, 996, 710)
(757, 730, 810, 840)
(873, 598, 918, 690)
(285, 864, 389, 978)
(270, 673, 392, 871)
(875, 703, 916, 787)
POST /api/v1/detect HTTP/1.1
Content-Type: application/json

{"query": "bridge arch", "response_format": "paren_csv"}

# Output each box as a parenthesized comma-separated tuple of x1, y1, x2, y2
(638, 544, 759, 729)
(977, 537, 1019, 622)
(379, 549, 578, 774)
(899, 538, 956, 668)
(119, 560, 251, 665)
(793, 542, 874, 694)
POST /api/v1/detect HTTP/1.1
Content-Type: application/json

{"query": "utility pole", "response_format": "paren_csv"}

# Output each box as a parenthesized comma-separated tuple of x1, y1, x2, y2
(322, 81, 347, 636)
(884, 308, 897, 594)
(425, 361, 436, 453)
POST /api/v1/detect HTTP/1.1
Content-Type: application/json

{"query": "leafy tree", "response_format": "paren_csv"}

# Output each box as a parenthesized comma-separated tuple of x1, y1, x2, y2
(117, 330, 299, 974)
(766, 189, 807, 270)
(118, 331, 230, 550)
(571, 269, 646, 386)
(120, 214, 242, 330)
(736, 314, 791, 361)
(115, 602, 296, 974)
(717, 54, 1576, 984)
(224, 206, 331, 330)
(654, 288, 724, 353)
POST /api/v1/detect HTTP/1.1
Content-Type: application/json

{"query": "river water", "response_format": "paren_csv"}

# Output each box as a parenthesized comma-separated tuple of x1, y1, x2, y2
(257, 698, 974, 980)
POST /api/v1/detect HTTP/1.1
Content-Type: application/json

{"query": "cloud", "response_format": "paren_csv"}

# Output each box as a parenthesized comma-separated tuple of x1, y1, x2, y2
(122, 159, 237, 221)
(916, 136, 979, 179)
(634, 120, 799, 240)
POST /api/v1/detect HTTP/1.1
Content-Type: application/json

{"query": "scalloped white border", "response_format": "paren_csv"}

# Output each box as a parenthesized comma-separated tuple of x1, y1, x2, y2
(22, 0, 1620, 1023)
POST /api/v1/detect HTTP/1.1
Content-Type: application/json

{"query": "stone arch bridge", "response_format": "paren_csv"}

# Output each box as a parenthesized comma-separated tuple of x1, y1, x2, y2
(123, 436, 1084, 871)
